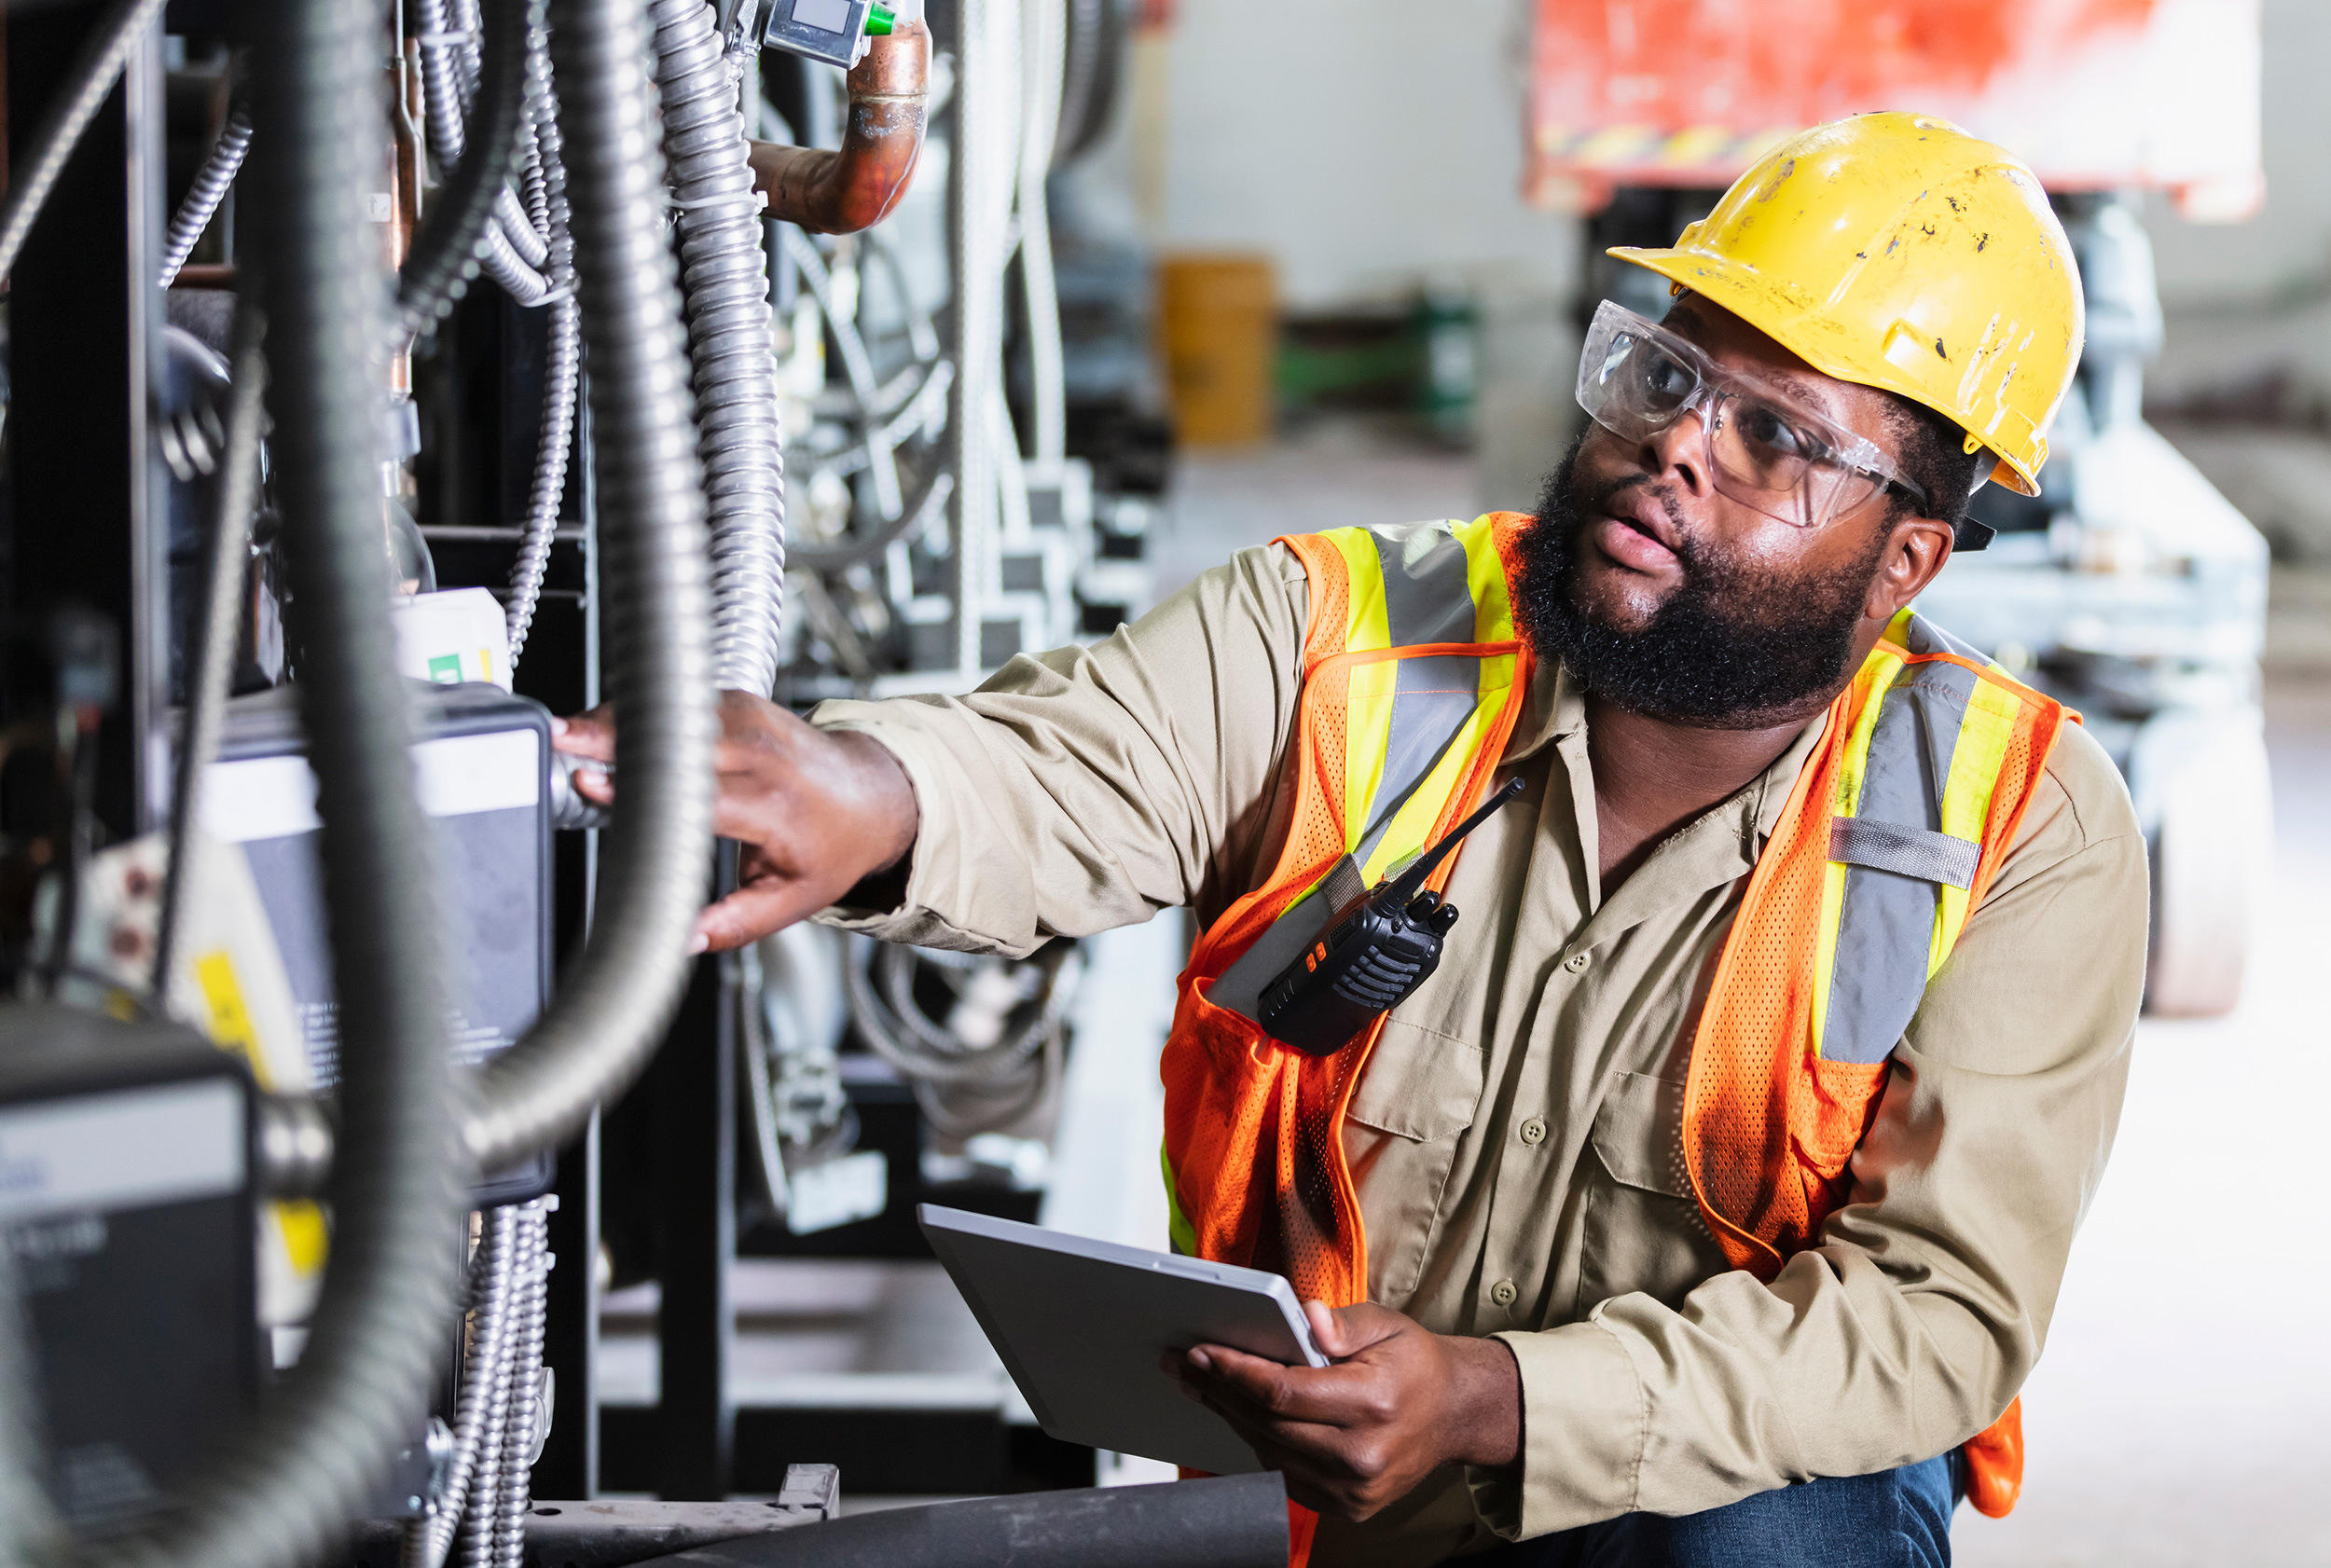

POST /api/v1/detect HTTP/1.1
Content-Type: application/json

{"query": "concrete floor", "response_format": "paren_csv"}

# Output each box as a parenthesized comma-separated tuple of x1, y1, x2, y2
(1953, 667, 2331, 1568)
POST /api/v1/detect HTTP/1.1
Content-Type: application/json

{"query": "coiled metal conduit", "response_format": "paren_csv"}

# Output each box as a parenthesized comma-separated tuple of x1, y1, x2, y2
(62, 0, 475, 1562)
(505, 40, 582, 667)
(489, 1204, 550, 1568)
(651, 0, 787, 698)
(0, 0, 172, 282)
(462, 0, 717, 1174)
(404, 1207, 522, 1568)
(393, 0, 534, 341)
(158, 102, 253, 287)
(415, 0, 552, 304)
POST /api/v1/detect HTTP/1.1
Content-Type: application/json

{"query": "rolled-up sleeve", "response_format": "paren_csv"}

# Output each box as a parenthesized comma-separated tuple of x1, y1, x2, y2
(807, 543, 1310, 956)
(1483, 720, 2146, 1536)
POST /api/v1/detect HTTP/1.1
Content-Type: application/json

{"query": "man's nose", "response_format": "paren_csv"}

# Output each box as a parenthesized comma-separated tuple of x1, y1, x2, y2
(1637, 406, 1714, 496)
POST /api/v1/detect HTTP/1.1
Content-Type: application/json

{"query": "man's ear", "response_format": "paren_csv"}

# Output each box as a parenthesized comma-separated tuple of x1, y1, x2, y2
(1867, 516, 1954, 621)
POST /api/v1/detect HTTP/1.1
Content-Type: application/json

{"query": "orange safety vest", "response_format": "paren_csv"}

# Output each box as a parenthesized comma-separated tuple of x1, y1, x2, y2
(1160, 515, 2065, 1553)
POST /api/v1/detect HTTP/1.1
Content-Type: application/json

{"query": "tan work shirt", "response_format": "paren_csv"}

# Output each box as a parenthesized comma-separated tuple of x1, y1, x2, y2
(811, 531, 2146, 1566)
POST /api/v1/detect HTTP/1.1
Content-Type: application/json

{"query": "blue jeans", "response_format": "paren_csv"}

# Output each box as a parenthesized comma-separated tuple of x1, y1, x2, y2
(1469, 1455, 1958, 1568)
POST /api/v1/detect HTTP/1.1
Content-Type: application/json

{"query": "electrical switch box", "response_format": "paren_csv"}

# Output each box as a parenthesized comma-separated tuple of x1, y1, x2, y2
(0, 1008, 257, 1536)
(203, 681, 556, 1204)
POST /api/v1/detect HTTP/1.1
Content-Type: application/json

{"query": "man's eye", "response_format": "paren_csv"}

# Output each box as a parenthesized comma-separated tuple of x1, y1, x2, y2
(1635, 350, 1694, 407)
(1733, 402, 1814, 459)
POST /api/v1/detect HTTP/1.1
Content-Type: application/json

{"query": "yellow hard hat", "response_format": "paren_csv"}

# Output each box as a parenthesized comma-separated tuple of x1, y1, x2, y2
(1608, 112, 2084, 499)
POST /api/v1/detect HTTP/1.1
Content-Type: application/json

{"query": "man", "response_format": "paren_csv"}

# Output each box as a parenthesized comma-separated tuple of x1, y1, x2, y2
(561, 114, 2144, 1567)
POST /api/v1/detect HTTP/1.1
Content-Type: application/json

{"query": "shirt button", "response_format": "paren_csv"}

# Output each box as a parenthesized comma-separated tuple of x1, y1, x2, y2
(1519, 1117, 1547, 1147)
(1489, 1279, 1519, 1308)
(1564, 951, 1591, 974)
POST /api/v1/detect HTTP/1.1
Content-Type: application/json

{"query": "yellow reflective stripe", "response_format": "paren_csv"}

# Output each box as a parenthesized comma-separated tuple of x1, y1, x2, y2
(1456, 515, 1518, 643)
(1879, 606, 1915, 653)
(1332, 530, 1398, 849)
(1329, 528, 1391, 653)
(1930, 679, 2021, 971)
(1160, 1143, 1197, 1256)
(1344, 659, 1401, 855)
(1810, 646, 1904, 1060)
(1357, 652, 1520, 886)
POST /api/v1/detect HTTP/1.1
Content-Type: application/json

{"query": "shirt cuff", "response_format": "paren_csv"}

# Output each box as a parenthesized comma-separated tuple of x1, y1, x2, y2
(1471, 1320, 1645, 1541)
(805, 701, 1032, 954)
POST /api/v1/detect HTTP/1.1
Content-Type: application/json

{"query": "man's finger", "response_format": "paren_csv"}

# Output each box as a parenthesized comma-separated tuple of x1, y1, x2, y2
(1187, 1345, 1388, 1426)
(553, 708, 617, 761)
(572, 765, 615, 805)
(1306, 1300, 1406, 1359)
(694, 882, 835, 953)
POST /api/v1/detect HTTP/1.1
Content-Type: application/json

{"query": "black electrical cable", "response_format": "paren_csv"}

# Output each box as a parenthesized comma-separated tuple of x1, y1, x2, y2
(75, 0, 473, 1564)
(152, 307, 268, 1005)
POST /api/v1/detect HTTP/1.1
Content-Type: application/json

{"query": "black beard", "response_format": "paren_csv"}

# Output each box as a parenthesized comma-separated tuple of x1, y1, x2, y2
(1509, 440, 1883, 728)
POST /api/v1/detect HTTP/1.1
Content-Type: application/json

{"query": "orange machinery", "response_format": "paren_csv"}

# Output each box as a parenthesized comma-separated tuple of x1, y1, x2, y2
(1525, 0, 2262, 221)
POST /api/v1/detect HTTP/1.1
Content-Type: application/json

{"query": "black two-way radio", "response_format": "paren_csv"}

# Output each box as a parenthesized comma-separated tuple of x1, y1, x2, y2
(1257, 776, 1526, 1056)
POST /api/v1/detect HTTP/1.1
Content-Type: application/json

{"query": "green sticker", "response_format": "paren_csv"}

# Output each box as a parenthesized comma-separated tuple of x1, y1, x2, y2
(427, 653, 462, 684)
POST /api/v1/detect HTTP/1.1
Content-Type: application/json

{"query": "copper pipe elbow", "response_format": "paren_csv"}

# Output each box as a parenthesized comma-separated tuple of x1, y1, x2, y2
(750, 19, 931, 236)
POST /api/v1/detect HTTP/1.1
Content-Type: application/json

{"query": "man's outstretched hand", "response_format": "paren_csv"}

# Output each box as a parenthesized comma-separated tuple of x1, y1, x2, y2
(1168, 1300, 1522, 1521)
(554, 691, 918, 952)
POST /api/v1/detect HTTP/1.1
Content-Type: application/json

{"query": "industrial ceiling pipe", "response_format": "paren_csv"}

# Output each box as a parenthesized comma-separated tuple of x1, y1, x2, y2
(641, 1474, 1291, 1568)
(748, 19, 931, 235)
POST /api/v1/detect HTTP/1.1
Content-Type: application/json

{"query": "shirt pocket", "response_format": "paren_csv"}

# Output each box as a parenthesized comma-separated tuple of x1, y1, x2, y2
(1579, 1070, 1731, 1315)
(1345, 1018, 1488, 1302)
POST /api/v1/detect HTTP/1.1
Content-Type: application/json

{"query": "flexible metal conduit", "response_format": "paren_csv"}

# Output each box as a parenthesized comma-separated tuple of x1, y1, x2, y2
(415, 0, 551, 304)
(394, 0, 535, 341)
(0, 0, 172, 282)
(651, 0, 786, 697)
(405, 1210, 522, 1568)
(462, 0, 717, 1172)
(76, 0, 472, 1563)
(158, 102, 253, 287)
(490, 1204, 550, 1568)
(151, 309, 268, 999)
(505, 37, 582, 667)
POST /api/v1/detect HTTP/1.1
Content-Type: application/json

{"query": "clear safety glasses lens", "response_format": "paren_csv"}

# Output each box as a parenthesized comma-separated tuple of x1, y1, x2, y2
(1575, 301, 1904, 530)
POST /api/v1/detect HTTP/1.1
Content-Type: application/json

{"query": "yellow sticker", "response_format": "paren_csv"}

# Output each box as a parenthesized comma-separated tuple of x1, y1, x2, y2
(272, 1200, 330, 1276)
(194, 949, 270, 1090)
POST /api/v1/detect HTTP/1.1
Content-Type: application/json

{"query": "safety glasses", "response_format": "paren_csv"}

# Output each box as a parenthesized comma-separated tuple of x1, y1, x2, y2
(1575, 299, 1927, 530)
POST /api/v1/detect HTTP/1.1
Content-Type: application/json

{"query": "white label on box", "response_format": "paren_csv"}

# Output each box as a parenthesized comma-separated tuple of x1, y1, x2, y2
(0, 1079, 243, 1224)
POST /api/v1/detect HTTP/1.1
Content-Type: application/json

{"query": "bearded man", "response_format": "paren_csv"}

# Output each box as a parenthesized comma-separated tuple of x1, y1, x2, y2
(560, 115, 2145, 1568)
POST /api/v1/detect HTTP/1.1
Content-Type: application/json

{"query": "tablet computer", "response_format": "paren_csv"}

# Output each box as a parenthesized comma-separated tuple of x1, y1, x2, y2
(917, 1204, 1328, 1475)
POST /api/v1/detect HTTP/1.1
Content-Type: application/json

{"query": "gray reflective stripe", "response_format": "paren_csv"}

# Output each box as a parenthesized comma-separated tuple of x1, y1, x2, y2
(1207, 528, 1484, 1025)
(1351, 654, 1480, 873)
(1828, 818, 1979, 889)
(1900, 612, 1988, 666)
(1820, 660, 1979, 1065)
(1208, 862, 1345, 1022)
(1208, 654, 1483, 1023)
(1372, 527, 1478, 648)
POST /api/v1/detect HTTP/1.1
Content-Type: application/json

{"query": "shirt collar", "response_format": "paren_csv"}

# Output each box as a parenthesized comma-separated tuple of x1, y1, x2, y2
(1513, 655, 1828, 866)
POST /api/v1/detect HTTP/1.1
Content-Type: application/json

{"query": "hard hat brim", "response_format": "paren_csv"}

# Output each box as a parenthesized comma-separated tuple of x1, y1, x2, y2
(1606, 244, 2044, 499)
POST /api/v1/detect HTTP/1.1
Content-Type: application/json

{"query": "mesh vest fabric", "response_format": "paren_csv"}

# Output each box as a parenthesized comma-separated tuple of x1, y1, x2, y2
(1679, 608, 2069, 1520)
(1159, 515, 1531, 1312)
(1159, 530, 2064, 1540)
